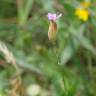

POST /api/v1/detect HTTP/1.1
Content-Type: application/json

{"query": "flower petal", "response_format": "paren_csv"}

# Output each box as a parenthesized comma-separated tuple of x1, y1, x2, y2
(52, 14, 57, 21)
(47, 13, 62, 21)
(47, 13, 53, 20)
(56, 14, 62, 19)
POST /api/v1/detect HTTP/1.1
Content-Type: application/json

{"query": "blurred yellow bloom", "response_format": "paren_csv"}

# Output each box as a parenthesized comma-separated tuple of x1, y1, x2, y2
(81, 2, 91, 8)
(75, 8, 89, 21)
(75, 2, 91, 21)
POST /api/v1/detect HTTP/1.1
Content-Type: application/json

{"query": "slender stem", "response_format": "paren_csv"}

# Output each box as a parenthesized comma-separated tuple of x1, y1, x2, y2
(52, 41, 67, 95)
(16, 0, 24, 25)
(16, 0, 33, 26)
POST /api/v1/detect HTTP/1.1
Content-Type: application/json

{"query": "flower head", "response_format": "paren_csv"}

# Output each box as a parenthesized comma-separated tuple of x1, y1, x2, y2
(75, 8, 89, 21)
(81, 2, 91, 8)
(47, 12, 62, 42)
(47, 13, 62, 21)
(75, 2, 90, 21)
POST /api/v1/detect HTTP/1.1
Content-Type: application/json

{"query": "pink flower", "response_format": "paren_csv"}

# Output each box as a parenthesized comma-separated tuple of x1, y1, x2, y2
(47, 13, 62, 21)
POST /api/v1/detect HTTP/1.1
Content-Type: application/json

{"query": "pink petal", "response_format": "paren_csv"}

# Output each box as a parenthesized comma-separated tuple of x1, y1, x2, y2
(47, 13, 62, 21)
(52, 14, 57, 21)
(47, 13, 53, 20)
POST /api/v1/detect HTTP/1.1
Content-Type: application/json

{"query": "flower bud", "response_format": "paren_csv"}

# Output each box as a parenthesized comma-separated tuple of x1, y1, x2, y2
(48, 20, 57, 42)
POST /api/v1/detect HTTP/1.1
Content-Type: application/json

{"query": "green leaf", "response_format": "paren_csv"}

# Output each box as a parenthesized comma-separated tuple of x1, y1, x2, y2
(76, 35, 96, 56)
(60, 25, 85, 65)
(70, 25, 96, 56)
(60, 37, 79, 65)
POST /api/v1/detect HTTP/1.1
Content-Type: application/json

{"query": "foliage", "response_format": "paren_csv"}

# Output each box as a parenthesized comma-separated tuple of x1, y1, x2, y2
(0, 0, 96, 96)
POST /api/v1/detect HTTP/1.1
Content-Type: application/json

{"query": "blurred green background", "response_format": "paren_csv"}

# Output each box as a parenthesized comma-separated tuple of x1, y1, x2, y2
(0, 0, 96, 96)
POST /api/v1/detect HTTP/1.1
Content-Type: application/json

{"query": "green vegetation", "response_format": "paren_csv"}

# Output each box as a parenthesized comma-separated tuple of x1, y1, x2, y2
(0, 0, 96, 96)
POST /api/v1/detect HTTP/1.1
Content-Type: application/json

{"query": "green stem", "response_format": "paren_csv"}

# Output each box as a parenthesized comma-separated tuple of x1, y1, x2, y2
(52, 42, 67, 95)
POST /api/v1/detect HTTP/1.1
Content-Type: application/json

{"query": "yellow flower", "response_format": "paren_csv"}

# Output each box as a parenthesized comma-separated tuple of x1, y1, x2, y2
(75, 2, 91, 21)
(81, 2, 91, 8)
(75, 8, 89, 21)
